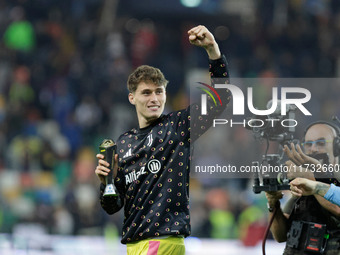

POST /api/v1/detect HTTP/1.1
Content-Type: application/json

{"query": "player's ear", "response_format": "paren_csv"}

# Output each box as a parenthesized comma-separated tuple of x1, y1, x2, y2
(128, 93, 135, 105)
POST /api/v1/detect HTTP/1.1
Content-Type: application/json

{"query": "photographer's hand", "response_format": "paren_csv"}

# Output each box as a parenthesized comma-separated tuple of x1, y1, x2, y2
(265, 191, 283, 208)
(286, 160, 316, 180)
(265, 191, 290, 242)
(284, 143, 320, 166)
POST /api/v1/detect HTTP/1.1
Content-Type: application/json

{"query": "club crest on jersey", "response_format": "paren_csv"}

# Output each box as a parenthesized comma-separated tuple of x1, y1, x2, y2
(147, 159, 161, 174)
(147, 134, 153, 147)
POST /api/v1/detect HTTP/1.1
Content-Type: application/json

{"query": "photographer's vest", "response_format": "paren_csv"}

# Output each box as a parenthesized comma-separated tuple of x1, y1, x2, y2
(289, 195, 340, 230)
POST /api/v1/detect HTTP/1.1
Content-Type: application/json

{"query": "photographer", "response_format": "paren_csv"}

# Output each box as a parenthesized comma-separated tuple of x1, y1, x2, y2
(265, 122, 340, 255)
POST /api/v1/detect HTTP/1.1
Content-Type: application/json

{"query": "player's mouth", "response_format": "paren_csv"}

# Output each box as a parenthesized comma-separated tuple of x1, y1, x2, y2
(148, 105, 160, 111)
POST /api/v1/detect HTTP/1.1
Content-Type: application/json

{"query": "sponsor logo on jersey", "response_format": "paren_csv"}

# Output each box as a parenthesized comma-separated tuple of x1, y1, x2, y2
(125, 166, 146, 185)
(123, 148, 132, 159)
(124, 159, 162, 185)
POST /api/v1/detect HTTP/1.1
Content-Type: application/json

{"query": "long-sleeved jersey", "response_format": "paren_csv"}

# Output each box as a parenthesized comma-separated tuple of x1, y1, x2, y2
(100, 55, 230, 244)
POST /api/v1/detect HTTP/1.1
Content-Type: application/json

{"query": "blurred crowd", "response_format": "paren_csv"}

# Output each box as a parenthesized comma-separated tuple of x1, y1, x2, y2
(0, 0, 340, 245)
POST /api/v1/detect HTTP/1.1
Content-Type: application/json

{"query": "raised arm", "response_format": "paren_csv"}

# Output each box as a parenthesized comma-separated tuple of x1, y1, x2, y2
(181, 25, 231, 143)
(188, 25, 221, 60)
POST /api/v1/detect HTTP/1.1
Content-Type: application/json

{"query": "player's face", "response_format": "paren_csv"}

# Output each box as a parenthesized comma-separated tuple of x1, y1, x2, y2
(304, 124, 336, 164)
(129, 82, 166, 128)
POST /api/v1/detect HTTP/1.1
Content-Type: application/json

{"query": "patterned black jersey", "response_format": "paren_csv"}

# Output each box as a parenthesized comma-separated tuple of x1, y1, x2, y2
(100, 55, 230, 244)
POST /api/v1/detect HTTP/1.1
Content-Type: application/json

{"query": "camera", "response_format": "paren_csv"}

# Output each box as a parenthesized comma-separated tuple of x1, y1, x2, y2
(246, 101, 298, 193)
(246, 100, 297, 144)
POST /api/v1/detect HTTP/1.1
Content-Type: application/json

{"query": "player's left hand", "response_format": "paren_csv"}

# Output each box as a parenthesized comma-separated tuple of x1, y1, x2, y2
(188, 25, 221, 60)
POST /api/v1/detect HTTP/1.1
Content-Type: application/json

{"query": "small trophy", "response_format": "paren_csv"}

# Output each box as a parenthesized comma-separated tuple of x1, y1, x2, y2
(99, 139, 118, 197)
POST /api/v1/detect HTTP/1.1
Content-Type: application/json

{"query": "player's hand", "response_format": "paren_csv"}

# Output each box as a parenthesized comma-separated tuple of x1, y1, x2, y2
(265, 191, 283, 208)
(95, 154, 118, 185)
(188, 25, 221, 60)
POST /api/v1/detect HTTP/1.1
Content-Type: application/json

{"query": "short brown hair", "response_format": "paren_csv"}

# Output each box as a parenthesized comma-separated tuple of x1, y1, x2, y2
(127, 65, 168, 93)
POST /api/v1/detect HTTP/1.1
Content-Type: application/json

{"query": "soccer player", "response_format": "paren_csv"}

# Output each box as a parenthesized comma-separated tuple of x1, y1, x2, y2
(95, 25, 230, 254)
